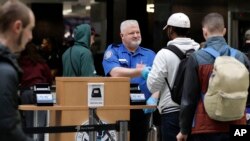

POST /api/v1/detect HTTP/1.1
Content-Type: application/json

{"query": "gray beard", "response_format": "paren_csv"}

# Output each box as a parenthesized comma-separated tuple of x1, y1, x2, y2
(130, 40, 141, 47)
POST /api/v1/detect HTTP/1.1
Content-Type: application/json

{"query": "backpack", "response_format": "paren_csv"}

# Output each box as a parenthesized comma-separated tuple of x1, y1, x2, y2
(164, 45, 195, 105)
(203, 46, 249, 121)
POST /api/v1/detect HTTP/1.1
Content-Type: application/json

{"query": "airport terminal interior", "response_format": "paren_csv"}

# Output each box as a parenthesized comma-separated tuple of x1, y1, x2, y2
(0, 0, 248, 76)
(0, 0, 249, 75)
(1, 0, 250, 141)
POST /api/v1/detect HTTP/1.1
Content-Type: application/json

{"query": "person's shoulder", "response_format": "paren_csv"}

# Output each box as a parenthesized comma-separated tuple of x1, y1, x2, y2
(0, 61, 16, 76)
(106, 43, 121, 50)
(193, 48, 206, 58)
(233, 48, 249, 62)
(104, 43, 122, 55)
(72, 45, 90, 53)
(103, 44, 121, 60)
(140, 46, 155, 55)
(234, 47, 246, 55)
(224, 45, 245, 57)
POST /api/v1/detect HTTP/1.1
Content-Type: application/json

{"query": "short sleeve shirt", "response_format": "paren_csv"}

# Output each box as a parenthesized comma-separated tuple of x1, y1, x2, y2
(102, 44, 155, 99)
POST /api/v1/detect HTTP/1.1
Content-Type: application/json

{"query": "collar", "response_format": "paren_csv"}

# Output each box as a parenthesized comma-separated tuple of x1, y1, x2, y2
(204, 36, 227, 48)
(204, 36, 229, 54)
(120, 44, 144, 56)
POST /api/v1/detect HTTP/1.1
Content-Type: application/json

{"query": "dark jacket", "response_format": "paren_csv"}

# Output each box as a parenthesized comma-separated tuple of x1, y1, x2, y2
(62, 24, 96, 76)
(0, 44, 33, 141)
(179, 36, 250, 135)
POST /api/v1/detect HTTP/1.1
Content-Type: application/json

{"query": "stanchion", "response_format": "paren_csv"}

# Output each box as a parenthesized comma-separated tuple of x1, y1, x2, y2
(118, 121, 128, 141)
(33, 110, 38, 141)
(89, 108, 97, 141)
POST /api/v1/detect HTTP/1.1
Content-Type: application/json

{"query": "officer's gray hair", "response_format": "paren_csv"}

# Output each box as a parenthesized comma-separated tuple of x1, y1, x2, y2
(120, 20, 139, 33)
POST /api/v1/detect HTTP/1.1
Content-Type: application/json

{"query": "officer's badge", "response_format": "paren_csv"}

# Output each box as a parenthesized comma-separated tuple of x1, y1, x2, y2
(104, 50, 112, 59)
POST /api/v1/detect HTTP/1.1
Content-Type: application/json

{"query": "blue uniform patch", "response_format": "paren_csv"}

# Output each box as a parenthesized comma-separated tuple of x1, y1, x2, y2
(104, 50, 113, 59)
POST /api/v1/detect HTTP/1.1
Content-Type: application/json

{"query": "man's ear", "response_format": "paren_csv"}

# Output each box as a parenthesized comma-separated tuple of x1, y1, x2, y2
(120, 33, 123, 38)
(12, 20, 22, 33)
(202, 27, 208, 40)
(223, 28, 226, 36)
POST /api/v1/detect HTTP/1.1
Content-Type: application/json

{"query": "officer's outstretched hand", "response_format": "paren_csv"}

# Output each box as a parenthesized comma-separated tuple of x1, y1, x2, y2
(143, 96, 158, 114)
(141, 66, 152, 80)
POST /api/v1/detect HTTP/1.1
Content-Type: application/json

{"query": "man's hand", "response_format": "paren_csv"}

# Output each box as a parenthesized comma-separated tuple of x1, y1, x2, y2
(176, 132, 188, 141)
(143, 96, 157, 114)
(141, 66, 152, 80)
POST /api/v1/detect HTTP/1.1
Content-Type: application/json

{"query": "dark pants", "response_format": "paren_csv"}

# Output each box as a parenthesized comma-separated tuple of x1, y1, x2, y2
(130, 109, 150, 141)
(189, 133, 229, 141)
(161, 111, 180, 141)
(20, 89, 47, 141)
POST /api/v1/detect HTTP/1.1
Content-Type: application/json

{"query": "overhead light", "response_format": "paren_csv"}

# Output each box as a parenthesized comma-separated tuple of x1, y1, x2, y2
(85, 5, 91, 10)
(147, 4, 154, 13)
(63, 9, 72, 15)
(64, 31, 71, 38)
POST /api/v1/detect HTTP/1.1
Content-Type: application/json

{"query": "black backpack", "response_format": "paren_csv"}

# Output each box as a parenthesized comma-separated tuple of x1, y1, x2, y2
(164, 45, 195, 104)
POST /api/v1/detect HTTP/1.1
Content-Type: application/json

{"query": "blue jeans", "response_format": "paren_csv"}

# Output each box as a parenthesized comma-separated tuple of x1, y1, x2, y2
(161, 111, 180, 141)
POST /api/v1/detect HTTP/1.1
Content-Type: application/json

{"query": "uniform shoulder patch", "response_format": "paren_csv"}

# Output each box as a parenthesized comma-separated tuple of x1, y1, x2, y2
(104, 50, 113, 59)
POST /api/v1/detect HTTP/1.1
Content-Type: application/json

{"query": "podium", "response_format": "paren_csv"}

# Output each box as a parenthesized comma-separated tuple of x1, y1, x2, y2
(50, 77, 130, 141)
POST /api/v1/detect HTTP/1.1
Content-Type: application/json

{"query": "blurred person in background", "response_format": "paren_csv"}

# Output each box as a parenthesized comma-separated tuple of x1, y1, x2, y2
(62, 23, 96, 76)
(39, 37, 62, 81)
(242, 29, 250, 59)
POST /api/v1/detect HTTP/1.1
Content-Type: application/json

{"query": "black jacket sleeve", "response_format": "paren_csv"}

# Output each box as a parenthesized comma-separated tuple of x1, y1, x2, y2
(0, 63, 33, 141)
(179, 55, 201, 134)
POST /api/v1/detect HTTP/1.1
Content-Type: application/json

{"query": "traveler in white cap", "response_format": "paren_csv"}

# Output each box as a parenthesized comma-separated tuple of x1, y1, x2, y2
(146, 12, 200, 141)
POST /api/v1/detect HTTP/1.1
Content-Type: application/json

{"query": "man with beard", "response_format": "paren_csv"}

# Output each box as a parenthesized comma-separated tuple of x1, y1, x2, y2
(0, 0, 35, 141)
(102, 20, 156, 141)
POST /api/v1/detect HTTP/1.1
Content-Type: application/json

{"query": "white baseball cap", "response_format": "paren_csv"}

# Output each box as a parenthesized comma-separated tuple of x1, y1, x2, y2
(163, 12, 191, 30)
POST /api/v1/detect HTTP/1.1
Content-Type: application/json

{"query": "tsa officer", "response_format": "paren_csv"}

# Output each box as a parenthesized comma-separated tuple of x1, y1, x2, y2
(102, 19, 155, 141)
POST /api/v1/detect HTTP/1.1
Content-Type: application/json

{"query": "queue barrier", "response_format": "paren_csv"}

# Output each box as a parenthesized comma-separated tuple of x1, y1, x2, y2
(23, 120, 128, 141)
(19, 105, 156, 141)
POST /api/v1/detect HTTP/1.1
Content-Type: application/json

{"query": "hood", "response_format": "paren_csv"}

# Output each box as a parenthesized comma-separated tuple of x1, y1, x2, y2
(167, 37, 200, 53)
(73, 24, 91, 48)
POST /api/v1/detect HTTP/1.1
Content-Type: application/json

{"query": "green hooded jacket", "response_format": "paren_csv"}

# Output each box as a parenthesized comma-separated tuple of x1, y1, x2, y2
(62, 24, 96, 76)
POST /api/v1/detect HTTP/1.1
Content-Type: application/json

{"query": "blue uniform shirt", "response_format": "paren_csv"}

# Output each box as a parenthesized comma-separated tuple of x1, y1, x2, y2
(102, 44, 155, 99)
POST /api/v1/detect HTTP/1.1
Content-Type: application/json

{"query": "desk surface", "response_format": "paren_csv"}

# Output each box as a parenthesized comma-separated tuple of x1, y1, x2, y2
(19, 105, 157, 111)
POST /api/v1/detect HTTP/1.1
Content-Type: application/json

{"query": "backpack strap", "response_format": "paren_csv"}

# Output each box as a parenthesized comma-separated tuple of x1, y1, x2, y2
(203, 47, 220, 58)
(164, 45, 185, 95)
(165, 45, 185, 60)
(165, 77, 173, 94)
(204, 45, 237, 58)
(230, 48, 237, 57)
